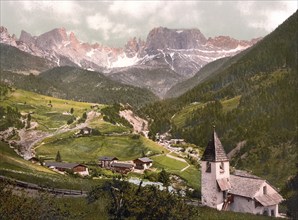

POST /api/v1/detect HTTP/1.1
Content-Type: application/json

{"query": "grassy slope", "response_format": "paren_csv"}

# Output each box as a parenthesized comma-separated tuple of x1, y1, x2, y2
(0, 141, 104, 190)
(1, 88, 202, 191)
(172, 96, 241, 129)
(2, 89, 97, 131)
(36, 134, 166, 162)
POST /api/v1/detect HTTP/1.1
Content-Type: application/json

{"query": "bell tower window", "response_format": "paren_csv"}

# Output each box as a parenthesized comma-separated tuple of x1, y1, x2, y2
(220, 162, 224, 173)
(206, 161, 211, 173)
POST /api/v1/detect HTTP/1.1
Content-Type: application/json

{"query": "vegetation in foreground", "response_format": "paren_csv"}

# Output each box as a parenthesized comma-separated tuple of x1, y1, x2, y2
(0, 178, 276, 220)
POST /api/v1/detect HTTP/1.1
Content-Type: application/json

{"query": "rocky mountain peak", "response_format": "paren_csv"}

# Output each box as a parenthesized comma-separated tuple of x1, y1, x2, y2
(19, 30, 35, 45)
(69, 32, 80, 48)
(145, 27, 207, 53)
(124, 37, 141, 57)
(0, 26, 17, 47)
(35, 27, 68, 49)
(0, 26, 8, 34)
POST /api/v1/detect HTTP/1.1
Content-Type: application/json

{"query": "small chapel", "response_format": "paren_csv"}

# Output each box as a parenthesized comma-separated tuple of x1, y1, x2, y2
(201, 129, 284, 217)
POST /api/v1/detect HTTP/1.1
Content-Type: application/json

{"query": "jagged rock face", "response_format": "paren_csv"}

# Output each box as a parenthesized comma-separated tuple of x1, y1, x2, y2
(19, 30, 36, 45)
(0, 25, 260, 78)
(145, 27, 207, 53)
(35, 28, 67, 50)
(0, 26, 17, 47)
(206, 36, 260, 50)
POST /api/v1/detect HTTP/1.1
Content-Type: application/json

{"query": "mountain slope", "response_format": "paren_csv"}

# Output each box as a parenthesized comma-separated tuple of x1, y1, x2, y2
(141, 11, 298, 187)
(106, 66, 183, 98)
(164, 46, 253, 98)
(0, 43, 55, 74)
(1, 26, 259, 79)
(0, 66, 158, 107)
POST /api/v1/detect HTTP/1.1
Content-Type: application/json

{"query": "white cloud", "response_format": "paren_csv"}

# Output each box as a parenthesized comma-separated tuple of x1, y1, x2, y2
(109, 1, 165, 18)
(245, 1, 297, 32)
(17, 1, 82, 24)
(87, 13, 114, 40)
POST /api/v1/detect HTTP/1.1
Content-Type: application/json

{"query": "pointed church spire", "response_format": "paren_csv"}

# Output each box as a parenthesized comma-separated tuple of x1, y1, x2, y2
(201, 129, 229, 162)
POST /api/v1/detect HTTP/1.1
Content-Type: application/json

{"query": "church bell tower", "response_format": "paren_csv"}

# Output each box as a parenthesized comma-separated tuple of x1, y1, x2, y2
(201, 129, 231, 210)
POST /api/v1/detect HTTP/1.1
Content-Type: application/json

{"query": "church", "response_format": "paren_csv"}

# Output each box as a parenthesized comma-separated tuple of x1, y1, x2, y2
(201, 130, 284, 217)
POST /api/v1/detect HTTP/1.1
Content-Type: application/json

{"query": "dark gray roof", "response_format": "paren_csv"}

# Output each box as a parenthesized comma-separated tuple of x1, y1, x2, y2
(45, 162, 86, 169)
(229, 174, 265, 198)
(234, 170, 261, 179)
(111, 163, 134, 168)
(134, 157, 153, 163)
(201, 130, 229, 162)
(99, 156, 118, 161)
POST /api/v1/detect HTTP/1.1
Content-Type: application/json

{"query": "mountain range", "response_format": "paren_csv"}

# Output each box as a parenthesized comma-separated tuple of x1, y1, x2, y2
(0, 26, 260, 97)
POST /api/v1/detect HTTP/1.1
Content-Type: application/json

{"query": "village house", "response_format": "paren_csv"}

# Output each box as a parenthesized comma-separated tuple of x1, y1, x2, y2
(99, 156, 118, 168)
(110, 162, 134, 174)
(79, 127, 93, 136)
(201, 130, 283, 217)
(28, 157, 40, 164)
(45, 162, 89, 176)
(133, 157, 153, 170)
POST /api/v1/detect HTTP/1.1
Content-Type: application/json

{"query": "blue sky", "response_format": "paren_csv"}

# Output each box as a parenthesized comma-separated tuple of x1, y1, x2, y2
(1, 1, 297, 47)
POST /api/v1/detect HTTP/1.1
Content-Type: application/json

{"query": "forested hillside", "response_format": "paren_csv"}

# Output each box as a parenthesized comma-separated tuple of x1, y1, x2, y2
(141, 11, 298, 187)
(0, 43, 55, 74)
(0, 66, 158, 107)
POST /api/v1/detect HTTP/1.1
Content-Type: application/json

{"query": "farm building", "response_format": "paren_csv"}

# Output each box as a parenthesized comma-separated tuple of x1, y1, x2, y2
(133, 157, 153, 170)
(99, 156, 118, 168)
(111, 162, 134, 174)
(45, 162, 89, 176)
(79, 127, 93, 135)
(28, 157, 40, 164)
(201, 130, 283, 217)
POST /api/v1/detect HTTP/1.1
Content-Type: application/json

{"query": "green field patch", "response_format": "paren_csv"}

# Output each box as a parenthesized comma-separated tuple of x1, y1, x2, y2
(171, 102, 205, 128)
(1, 89, 104, 131)
(221, 95, 241, 113)
(88, 118, 130, 134)
(36, 135, 165, 162)
(151, 155, 188, 172)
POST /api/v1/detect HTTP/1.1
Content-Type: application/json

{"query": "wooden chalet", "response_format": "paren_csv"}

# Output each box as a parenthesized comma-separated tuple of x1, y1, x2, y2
(99, 156, 118, 168)
(110, 162, 134, 174)
(45, 162, 89, 176)
(133, 157, 153, 170)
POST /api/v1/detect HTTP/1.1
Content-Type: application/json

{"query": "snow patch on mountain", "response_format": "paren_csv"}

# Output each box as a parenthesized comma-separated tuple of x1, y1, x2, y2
(110, 54, 140, 68)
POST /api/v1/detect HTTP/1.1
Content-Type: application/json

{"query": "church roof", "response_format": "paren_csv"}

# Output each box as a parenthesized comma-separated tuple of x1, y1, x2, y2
(201, 130, 229, 162)
(229, 174, 265, 198)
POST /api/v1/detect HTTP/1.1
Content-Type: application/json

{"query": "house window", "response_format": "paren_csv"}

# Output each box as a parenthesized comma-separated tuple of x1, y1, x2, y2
(220, 162, 224, 173)
(206, 162, 211, 173)
(263, 186, 267, 195)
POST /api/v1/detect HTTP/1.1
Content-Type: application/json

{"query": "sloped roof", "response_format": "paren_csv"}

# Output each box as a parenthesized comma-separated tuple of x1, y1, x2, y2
(99, 156, 118, 161)
(255, 193, 284, 206)
(229, 174, 265, 198)
(217, 178, 231, 191)
(201, 130, 229, 162)
(134, 157, 153, 163)
(45, 162, 86, 169)
(111, 163, 134, 168)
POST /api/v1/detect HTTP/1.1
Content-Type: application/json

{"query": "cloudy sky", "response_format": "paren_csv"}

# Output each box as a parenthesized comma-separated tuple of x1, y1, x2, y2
(0, 1, 297, 47)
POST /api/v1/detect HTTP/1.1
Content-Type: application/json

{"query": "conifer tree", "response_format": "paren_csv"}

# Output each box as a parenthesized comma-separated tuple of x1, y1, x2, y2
(55, 151, 62, 162)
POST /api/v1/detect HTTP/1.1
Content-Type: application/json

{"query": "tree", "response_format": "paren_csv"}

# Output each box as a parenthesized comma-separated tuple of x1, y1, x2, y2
(87, 179, 198, 219)
(55, 151, 62, 162)
(158, 169, 170, 187)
